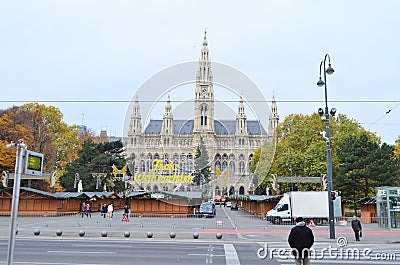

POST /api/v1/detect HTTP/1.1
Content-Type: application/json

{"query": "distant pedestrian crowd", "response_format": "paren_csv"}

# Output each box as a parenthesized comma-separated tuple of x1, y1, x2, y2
(80, 202, 131, 221)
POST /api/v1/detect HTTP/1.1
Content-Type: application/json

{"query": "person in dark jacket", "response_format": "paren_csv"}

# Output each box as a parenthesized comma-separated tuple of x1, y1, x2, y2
(101, 204, 107, 218)
(351, 216, 362, 241)
(80, 202, 86, 218)
(288, 217, 314, 265)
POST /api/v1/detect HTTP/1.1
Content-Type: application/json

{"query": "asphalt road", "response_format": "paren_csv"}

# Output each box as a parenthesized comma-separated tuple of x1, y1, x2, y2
(0, 239, 399, 265)
(0, 239, 269, 265)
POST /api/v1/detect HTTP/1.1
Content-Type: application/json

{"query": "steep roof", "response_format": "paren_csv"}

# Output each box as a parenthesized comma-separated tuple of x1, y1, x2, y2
(143, 119, 267, 135)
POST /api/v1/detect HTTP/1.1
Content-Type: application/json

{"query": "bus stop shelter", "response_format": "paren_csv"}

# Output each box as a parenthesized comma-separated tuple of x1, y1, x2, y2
(376, 186, 400, 230)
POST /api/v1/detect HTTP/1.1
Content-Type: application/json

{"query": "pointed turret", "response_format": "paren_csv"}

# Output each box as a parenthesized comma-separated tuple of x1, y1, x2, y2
(129, 96, 142, 135)
(127, 97, 142, 151)
(236, 97, 247, 135)
(161, 95, 173, 134)
(268, 95, 279, 136)
(196, 30, 213, 84)
(161, 96, 174, 147)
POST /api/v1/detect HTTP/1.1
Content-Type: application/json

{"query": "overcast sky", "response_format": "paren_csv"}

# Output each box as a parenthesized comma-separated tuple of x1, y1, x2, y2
(0, 1, 399, 144)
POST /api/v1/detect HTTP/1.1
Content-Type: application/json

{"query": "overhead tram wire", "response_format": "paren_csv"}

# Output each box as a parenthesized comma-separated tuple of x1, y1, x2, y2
(1, 99, 400, 103)
(366, 101, 400, 130)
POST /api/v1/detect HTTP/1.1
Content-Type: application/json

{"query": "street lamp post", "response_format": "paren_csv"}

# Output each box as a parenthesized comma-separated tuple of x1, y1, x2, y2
(6, 140, 27, 265)
(282, 151, 293, 191)
(317, 54, 336, 239)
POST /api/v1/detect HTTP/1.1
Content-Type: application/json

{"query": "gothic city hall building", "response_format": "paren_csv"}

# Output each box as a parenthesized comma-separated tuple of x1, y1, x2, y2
(126, 33, 279, 196)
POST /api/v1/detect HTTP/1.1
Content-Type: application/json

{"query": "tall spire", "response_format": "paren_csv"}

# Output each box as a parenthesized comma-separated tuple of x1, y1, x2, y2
(196, 29, 213, 84)
(194, 31, 215, 135)
(268, 95, 279, 136)
(161, 95, 173, 136)
(236, 97, 247, 135)
(128, 96, 142, 136)
(163, 95, 173, 119)
(237, 96, 246, 118)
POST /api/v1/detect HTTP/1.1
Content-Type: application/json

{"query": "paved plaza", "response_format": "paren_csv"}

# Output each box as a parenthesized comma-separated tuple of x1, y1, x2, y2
(1, 207, 399, 245)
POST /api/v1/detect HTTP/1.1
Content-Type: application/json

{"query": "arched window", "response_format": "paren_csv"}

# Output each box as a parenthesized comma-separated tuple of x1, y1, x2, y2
(229, 161, 235, 176)
(215, 161, 221, 172)
(201, 105, 208, 126)
(174, 160, 179, 174)
(188, 161, 193, 173)
(229, 186, 235, 196)
(222, 161, 228, 172)
(239, 161, 245, 174)
(146, 160, 151, 173)
(180, 162, 185, 174)
(141, 160, 146, 173)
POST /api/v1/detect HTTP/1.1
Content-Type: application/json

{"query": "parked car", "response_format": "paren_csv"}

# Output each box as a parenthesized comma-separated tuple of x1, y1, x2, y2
(231, 203, 238, 210)
(226, 201, 232, 207)
(199, 202, 216, 217)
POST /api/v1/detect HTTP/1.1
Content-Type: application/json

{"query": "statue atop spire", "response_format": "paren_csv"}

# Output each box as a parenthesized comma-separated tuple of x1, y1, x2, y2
(203, 29, 208, 46)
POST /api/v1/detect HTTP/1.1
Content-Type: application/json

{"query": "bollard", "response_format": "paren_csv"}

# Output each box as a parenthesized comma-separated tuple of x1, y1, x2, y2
(147, 232, 153, 238)
(56, 229, 63, 236)
(101, 231, 108, 237)
(193, 232, 199, 239)
(79, 230, 85, 237)
(170, 232, 176, 238)
(124, 231, 131, 238)
(216, 233, 222, 239)
(33, 229, 40, 236)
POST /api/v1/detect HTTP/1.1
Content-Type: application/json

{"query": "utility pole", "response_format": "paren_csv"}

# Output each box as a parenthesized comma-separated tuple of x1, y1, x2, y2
(6, 140, 27, 265)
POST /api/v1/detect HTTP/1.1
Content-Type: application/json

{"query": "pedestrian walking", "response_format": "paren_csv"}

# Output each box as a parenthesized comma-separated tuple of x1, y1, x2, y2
(351, 216, 362, 241)
(85, 203, 92, 218)
(80, 202, 86, 218)
(101, 203, 107, 218)
(107, 203, 114, 219)
(288, 217, 314, 265)
(122, 204, 130, 221)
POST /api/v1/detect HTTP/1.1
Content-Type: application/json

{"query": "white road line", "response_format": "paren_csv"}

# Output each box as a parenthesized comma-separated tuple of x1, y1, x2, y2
(222, 208, 245, 239)
(46, 250, 117, 254)
(0, 261, 115, 265)
(223, 244, 240, 265)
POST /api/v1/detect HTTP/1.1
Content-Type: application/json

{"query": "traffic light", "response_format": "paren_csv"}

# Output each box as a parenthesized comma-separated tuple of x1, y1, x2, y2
(331, 191, 336, 200)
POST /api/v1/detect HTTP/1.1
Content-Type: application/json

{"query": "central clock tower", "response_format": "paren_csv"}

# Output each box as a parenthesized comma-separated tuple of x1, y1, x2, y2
(194, 30, 215, 137)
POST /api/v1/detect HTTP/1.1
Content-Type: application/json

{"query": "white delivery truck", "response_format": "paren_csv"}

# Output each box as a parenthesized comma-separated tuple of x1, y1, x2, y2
(266, 191, 342, 224)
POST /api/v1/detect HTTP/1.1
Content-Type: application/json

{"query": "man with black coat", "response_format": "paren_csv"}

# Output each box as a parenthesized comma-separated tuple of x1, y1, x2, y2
(288, 217, 314, 265)
(351, 216, 362, 241)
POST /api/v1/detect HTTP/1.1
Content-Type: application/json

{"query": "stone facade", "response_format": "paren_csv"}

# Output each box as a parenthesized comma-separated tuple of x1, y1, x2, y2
(126, 33, 279, 196)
